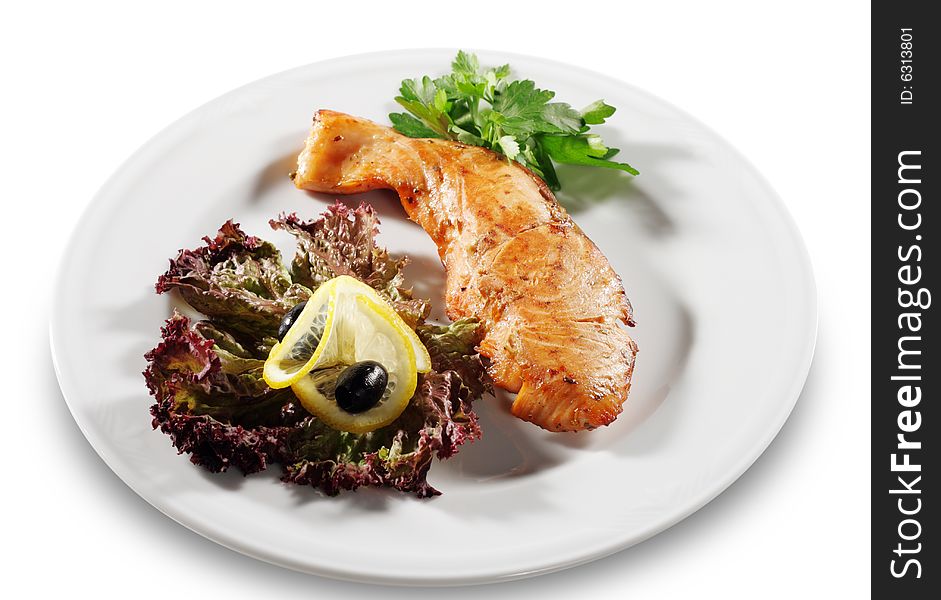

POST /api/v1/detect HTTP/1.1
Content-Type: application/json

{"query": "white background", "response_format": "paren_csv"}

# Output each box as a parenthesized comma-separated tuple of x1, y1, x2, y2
(1, 1, 870, 597)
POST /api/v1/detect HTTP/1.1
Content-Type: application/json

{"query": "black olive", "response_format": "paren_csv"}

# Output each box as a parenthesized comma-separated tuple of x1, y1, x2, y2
(277, 302, 307, 340)
(335, 361, 388, 414)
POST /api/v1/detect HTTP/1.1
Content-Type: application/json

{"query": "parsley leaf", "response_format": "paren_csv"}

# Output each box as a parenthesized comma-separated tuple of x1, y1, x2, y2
(581, 100, 617, 125)
(540, 135, 640, 176)
(451, 50, 481, 80)
(389, 51, 638, 190)
(389, 113, 443, 138)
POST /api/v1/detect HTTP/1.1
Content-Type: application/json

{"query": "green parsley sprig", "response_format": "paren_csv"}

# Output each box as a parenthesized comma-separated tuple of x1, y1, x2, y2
(389, 51, 638, 191)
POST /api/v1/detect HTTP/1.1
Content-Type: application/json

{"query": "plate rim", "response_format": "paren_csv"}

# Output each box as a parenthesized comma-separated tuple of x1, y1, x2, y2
(49, 48, 818, 586)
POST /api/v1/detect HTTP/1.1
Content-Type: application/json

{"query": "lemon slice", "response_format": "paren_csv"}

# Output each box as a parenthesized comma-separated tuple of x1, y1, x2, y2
(332, 275, 431, 373)
(263, 278, 338, 388)
(292, 294, 418, 432)
(396, 318, 431, 374)
(264, 275, 431, 432)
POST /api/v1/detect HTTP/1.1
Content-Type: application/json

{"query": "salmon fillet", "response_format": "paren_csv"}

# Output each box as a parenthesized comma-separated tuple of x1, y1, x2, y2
(293, 110, 637, 432)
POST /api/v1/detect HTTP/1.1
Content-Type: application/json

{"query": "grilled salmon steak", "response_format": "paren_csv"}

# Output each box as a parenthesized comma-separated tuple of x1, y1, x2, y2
(293, 110, 637, 432)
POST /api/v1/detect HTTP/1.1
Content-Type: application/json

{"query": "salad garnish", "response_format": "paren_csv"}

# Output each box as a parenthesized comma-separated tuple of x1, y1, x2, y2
(389, 50, 639, 190)
(145, 203, 486, 496)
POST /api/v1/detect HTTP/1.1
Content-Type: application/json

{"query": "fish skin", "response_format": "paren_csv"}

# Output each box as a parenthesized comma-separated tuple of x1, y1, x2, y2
(293, 110, 637, 432)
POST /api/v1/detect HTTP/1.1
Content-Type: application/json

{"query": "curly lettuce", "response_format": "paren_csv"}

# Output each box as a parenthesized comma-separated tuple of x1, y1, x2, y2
(155, 220, 310, 343)
(146, 203, 486, 496)
(270, 204, 430, 327)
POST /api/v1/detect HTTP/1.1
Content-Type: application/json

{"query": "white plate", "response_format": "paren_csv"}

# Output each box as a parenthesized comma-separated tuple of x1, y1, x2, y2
(50, 49, 816, 586)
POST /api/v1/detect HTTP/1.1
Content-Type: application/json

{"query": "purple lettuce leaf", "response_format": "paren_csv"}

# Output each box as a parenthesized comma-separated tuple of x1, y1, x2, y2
(270, 202, 430, 327)
(156, 220, 311, 341)
(144, 312, 297, 427)
(150, 398, 293, 475)
(417, 319, 489, 398)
